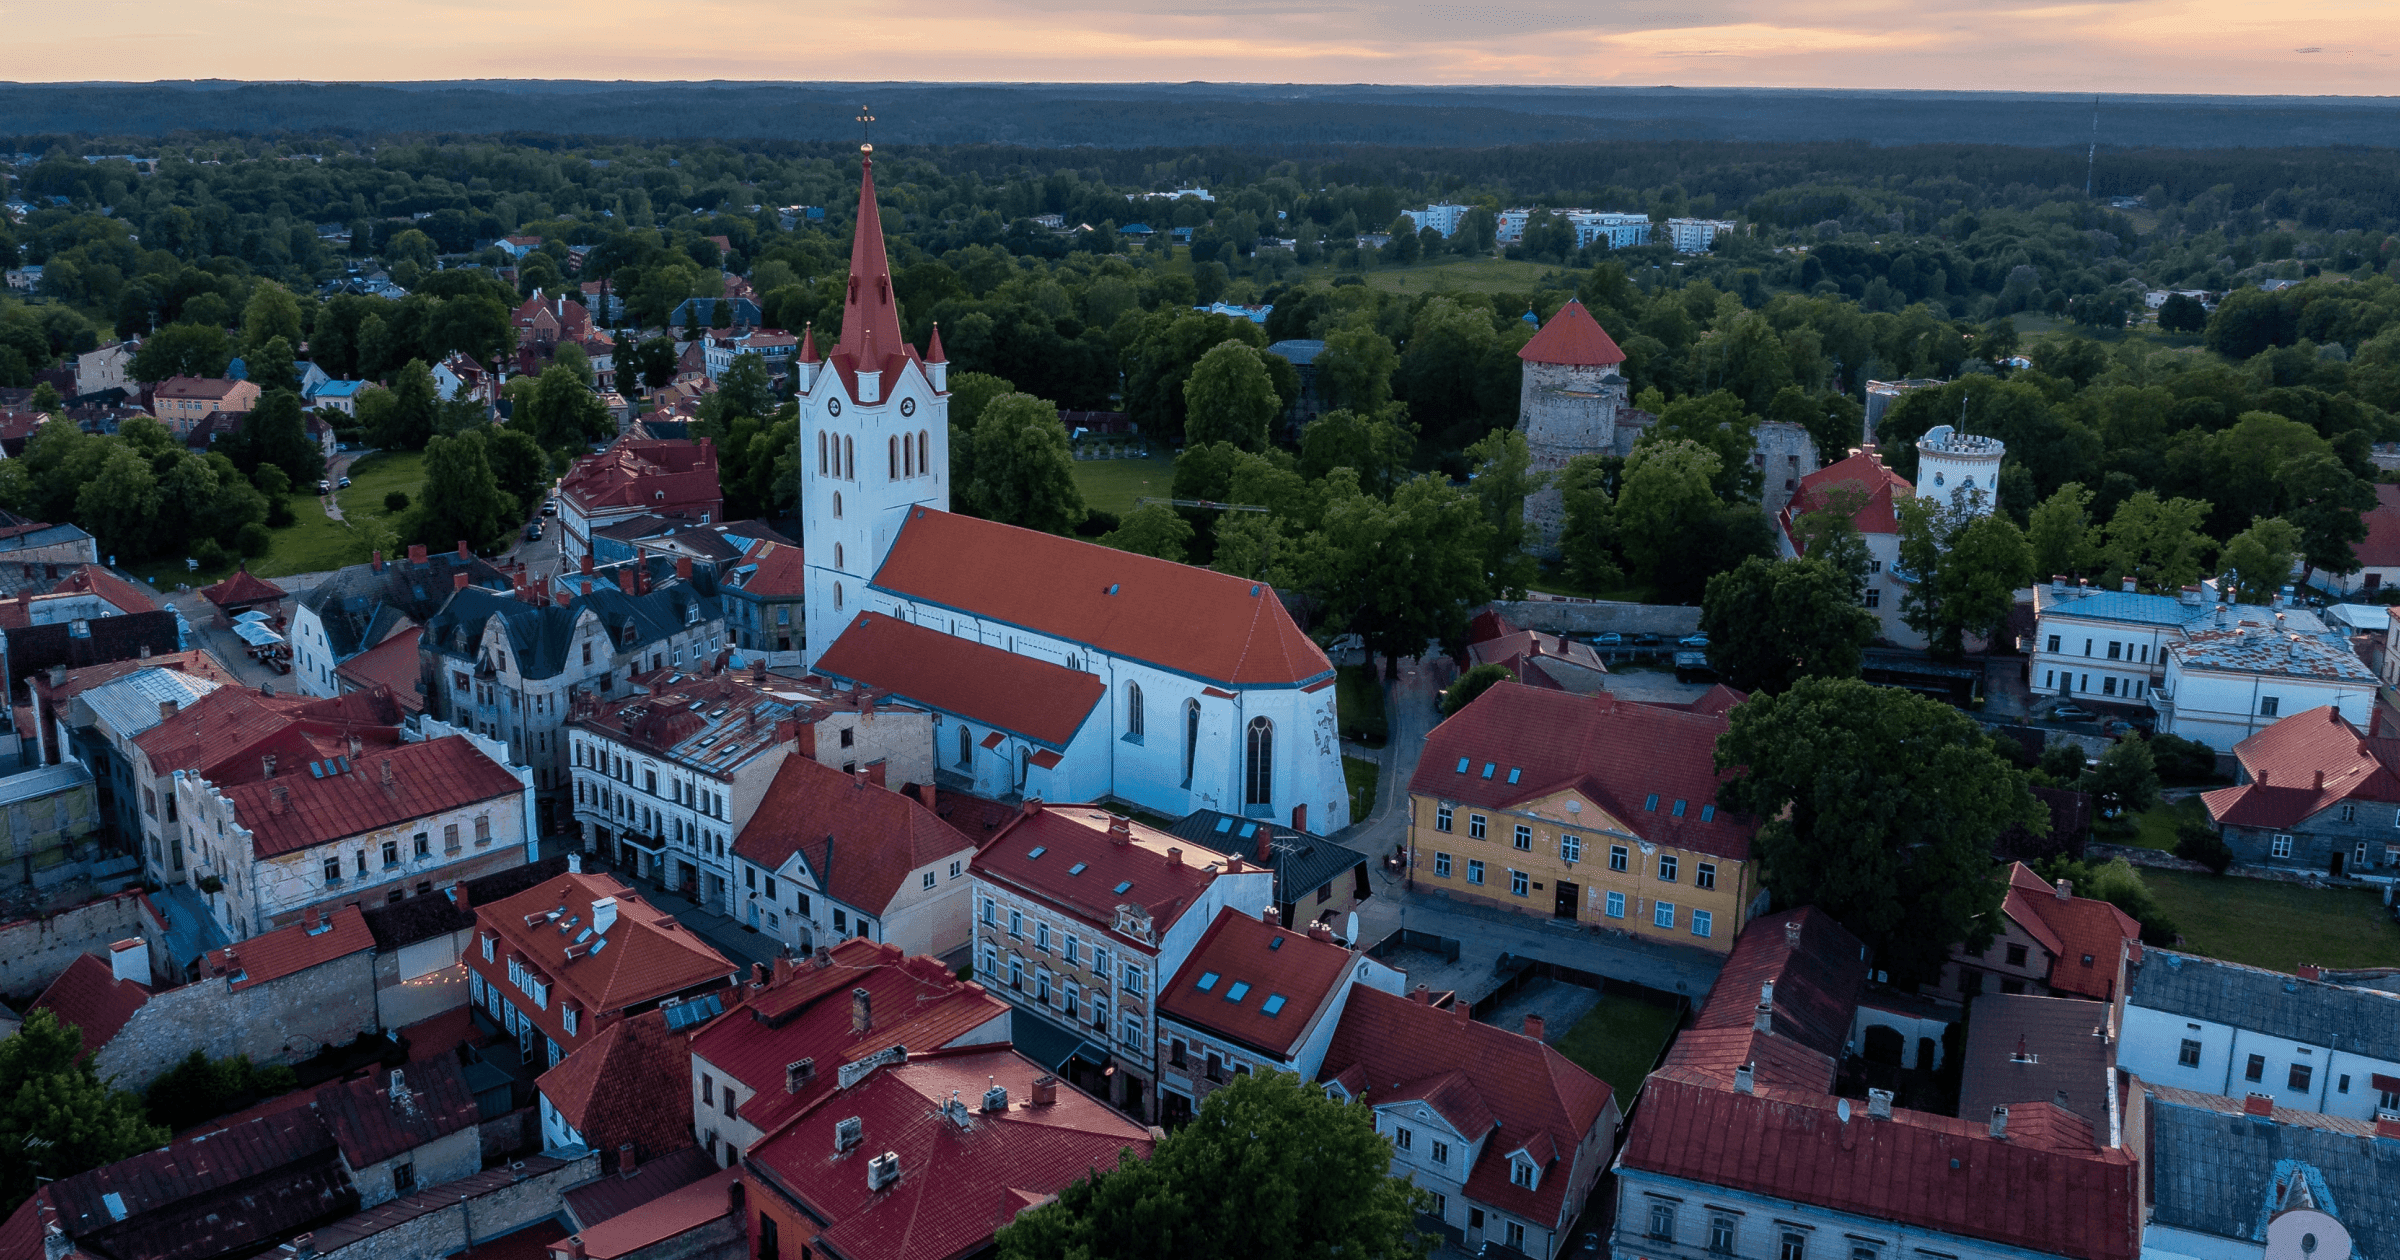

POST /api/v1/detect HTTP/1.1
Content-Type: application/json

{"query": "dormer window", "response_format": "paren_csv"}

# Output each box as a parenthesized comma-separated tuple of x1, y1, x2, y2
(1511, 1159, 1537, 1189)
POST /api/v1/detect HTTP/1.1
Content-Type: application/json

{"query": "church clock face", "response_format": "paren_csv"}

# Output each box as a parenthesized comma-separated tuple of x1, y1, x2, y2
(899, 397, 916, 417)
(826, 398, 842, 416)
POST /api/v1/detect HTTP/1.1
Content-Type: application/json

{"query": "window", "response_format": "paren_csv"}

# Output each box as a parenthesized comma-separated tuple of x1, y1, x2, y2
(2339, 803, 2358, 824)
(381, 838, 400, 867)
(323, 855, 341, 883)
(1782, 1232, 1809, 1260)
(2272, 834, 2294, 859)
(1710, 1215, 1738, 1254)
(1183, 700, 1201, 787)
(2245, 1053, 2266, 1082)
(1513, 824, 1532, 851)
(1434, 852, 1453, 878)
(702, 1074, 715, 1104)
(1610, 845, 1628, 872)
(1506, 1222, 1527, 1249)
(1510, 1160, 1535, 1189)
(1126, 684, 1144, 739)
(2005, 943, 2028, 966)
(1658, 854, 1678, 882)
(2381, 1086, 2400, 1111)
(2178, 1039, 2202, 1068)
(950, 861, 962, 879)
(1431, 1140, 1449, 1165)
(414, 832, 430, 858)
(1119, 1013, 1142, 1049)
(1606, 890, 1626, 918)
(1648, 1203, 1676, 1240)
(2289, 1063, 2313, 1093)
(1394, 1125, 1414, 1151)
(1692, 909, 1713, 938)
(2107, 641, 2121, 660)
(393, 1161, 415, 1195)
(1864, 588, 1881, 608)
(1468, 813, 1487, 840)
(1510, 869, 1529, 897)
(1064, 935, 1081, 966)
(1435, 805, 1452, 832)
(1244, 717, 1274, 806)
(1122, 964, 1145, 996)
(2046, 634, 2061, 652)
(1008, 958, 1024, 991)
(1654, 901, 1676, 929)
(2259, 695, 2281, 718)
(1467, 860, 1485, 886)
(1008, 909, 1023, 937)
(922, 871, 936, 889)
(978, 944, 996, 976)
(979, 898, 996, 926)
(1851, 1245, 1882, 1260)
(1695, 861, 1716, 890)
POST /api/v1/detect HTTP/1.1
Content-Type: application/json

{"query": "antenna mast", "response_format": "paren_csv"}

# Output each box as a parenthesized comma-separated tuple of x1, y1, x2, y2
(2085, 96, 2099, 198)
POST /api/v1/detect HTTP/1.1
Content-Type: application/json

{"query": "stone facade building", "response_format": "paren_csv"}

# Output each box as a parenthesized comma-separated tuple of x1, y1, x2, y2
(2202, 704, 2400, 878)
(1515, 299, 1635, 558)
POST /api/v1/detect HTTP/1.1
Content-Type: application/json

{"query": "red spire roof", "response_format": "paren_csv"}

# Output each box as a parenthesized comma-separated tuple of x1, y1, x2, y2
(1518, 298, 1627, 367)
(798, 323, 819, 364)
(927, 321, 947, 364)
(838, 151, 907, 365)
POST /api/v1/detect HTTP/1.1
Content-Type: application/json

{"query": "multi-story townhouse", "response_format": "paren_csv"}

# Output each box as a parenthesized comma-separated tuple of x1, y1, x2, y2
(2202, 703, 2400, 877)
(730, 756, 977, 959)
(1408, 681, 1762, 951)
(290, 544, 511, 699)
(2115, 948, 2400, 1123)
(969, 802, 1272, 1120)
(555, 438, 724, 567)
(1932, 862, 2142, 1004)
(2028, 577, 2324, 708)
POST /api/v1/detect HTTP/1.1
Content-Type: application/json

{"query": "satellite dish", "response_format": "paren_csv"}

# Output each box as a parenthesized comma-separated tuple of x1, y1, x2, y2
(1837, 1098, 1852, 1122)
(1346, 911, 1359, 944)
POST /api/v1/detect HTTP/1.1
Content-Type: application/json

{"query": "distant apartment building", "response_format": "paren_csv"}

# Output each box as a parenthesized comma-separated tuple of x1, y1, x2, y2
(1401, 203, 1472, 237)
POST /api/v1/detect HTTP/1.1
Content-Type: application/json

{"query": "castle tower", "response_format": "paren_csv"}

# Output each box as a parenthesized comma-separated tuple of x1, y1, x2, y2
(797, 145, 950, 667)
(1515, 299, 1628, 557)
(1914, 424, 2005, 518)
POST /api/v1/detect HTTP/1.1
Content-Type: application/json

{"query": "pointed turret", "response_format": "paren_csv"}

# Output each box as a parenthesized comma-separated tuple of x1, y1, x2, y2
(927, 322, 948, 392)
(795, 322, 820, 392)
(838, 147, 906, 371)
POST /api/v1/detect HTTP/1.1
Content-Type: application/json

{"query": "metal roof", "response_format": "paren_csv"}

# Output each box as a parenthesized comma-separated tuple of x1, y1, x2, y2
(2125, 949, 2400, 1063)
(2171, 625, 2374, 682)
(2144, 1084, 2400, 1256)
(0, 760, 92, 807)
(78, 666, 225, 738)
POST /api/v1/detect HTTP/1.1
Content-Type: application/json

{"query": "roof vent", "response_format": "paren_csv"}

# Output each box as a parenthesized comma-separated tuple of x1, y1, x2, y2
(1733, 1062, 1755, 1094)
(834, 1116, 863, 1152)
(1988, 1106, 2009, 1139)
(1866, 1088, 1893, 1120)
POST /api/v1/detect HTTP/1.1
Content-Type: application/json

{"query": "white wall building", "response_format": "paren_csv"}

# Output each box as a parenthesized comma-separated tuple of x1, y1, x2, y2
(1566, 211, 1650, 251)
(1664, 217, 1739, 253)
(2154, 621, 2376, 752)
(1401, 203, 1472, 237)
(2026, 579, 2332, 711)
(2116, 949, 2400, 1123)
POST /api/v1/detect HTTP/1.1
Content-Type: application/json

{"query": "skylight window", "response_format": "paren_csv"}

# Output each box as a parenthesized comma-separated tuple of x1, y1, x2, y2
(1195, 971, 1220, 991)
(1507, 768, 1522, 784)
(1224, 981, 1252, 1002)
(1114, 881, 1134, 894)
(1456, 757, 1471, 773)
(1238, 823, 1257, 839)
(1481, 762, 1497, 779)
(1672, 800, 1687, 817)
(1068, 862, 1088, 876)
(1644, 794, 1659, 811)
(1701, 805, 1716, 822)
(1215, 817, 1235, 833)
(1261, 994, 1287, 1017)
(1028, 846, 1047, 859)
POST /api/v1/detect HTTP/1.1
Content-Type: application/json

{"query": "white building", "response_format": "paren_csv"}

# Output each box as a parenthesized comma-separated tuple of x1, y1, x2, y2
(290, 544, 510, 699)
(799, 149, 1350, 835)
(1401, 203, 1472, 237)
(2027, 578, 2292, 705)
(1777, 449, 1913, 644)
(1913, 423, 2004, 516)
(1566, 211, 1650, 251)
(2116, 949, 2400, 1123)
(2153, 618, 2378, 751)
(1664, 217, 1739, 253)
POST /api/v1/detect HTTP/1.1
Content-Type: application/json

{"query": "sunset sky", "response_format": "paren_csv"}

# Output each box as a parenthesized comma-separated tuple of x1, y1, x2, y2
(8, 0, 2398, 93)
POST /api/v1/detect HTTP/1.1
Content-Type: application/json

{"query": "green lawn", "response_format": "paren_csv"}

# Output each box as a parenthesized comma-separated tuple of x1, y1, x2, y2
(1336, 665, 1387, 746)
(1072, 454, 1178, 517)
(1343, 755, 1381, 824)
(120, 451, 432, 588)
(1553, 994, 1685, 1101)
(334, 451, 427, 528)
(2123, 797, 2209, 852)
(2143, 871, 2400, 971)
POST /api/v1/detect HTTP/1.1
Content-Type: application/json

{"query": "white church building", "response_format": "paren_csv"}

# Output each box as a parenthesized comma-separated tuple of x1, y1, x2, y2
(794, 147, 1350, 834)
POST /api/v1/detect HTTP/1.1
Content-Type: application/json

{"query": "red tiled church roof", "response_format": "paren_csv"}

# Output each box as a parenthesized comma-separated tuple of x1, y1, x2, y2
(1518, 299, 1626, 367)
(813, 612, 1104, 748)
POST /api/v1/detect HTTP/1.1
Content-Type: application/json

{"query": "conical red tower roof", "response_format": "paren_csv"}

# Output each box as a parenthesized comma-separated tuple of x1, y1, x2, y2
(927, 321, 947, 364)
(798, 322, 819, 364)
(837, 149, 907, 365)
(1518, 299, 1626, 367)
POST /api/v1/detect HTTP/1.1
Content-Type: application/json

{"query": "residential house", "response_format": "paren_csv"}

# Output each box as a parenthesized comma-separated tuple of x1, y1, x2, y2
(702, 328, 797, 382)
(1154, 906, 1404, 1125)
(1463, 609, 1609, 693)
(308, 378, 374, 416)
(741, 1048, 1151, 1260)
(549, 1165, 744, 1260)
(466, 868, 738, 1072)
(291, 543, 512, 699)
(195, 567, 286, 628)
(2028, 577, 2321, 708)
(970, 802, 1273, 1119)
(1934, 862, 2143, 1003)
(1665, 216, 1739, 252)
(555, 439, 725, 567)
(730, 757, 974, 959)
(2139, 1085, 2399, 1260)
(535, 1006, 695, 1170)
(555, 1146, 723, 1244)
(2202, 704, 2400, 877)
(1317, 984, 1618, 1258)
(1407, 681, 1762, 949)
(1166, 808, 1374, 933)
(172, 719, 534, 941)
(567, 672, 804, 907)
(0, 763, 103, 891)
(2155, 617, 2378, 751)
(333, 625, 427, 713)
(496, 235, 544, 259)
(68, 341, 137, 398)
(2115, 949, 2400, 1123)
(1779, 449, 1912, 642)
(316, 1057, 483, 1208)
(0, 512, 99, 570)
(717, 538, 806, 665)
(1956, 991, 2120, 1135)
(665, 296, 762, 330)
(58, 664, 228, 873)
(357, 854, 569, 1030)
(431, 351, 494, 405)
(2314, 483, 2400, 598)
(1, 566, 183, 708)
(682, 937, 1010, 1165)
(149, 376, 260, 435)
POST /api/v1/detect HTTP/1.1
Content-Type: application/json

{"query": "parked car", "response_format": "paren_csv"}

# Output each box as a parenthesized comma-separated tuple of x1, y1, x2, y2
(2052, 703, 2093, 721)
(540, 500, 557, 517)
(1593, 632, 1624, 646)
(1631, 632, 1663, 645)
(523, 523, 543, 541)
(315, 479, 330, 494)
(1677, 633, 1710, 648)
(336, 476, 351, 489)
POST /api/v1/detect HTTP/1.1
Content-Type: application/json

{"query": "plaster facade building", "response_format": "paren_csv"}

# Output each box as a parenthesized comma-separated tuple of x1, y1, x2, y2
(556, 439, 725, 567)
(2116, 949, 2400, 1123)
(2139, 1084, 2399, 1260)
(2027, 578, 2326, 709)
(290, 544, 511, 700)
(2155, 620, 2377, 752)
(1933, 862, 2143, 1004)
(2201, 704, 2400, 878)
(730, 756, 977, 960)
(1913, 423, 2005, 516)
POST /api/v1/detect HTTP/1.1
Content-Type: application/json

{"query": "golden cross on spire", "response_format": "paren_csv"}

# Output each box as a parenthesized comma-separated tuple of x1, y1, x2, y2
(856, 107, 876, 154)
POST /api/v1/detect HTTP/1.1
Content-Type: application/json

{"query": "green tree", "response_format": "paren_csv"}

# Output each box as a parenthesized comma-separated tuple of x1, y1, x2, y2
(1615, 439, 1722, 592)
(1556, 453, 1622, 593)
(2098, 491, 2217, 593)
(997, 1071, 1427, 1260)
(1789, 491, 1872, 596)
(417, 432, 509, 549)
(129, 322, 232, 382)
(2157, 293, 2207, 334)
(1124, 311, 1267, 445)
(481, 426, 550, 514)
(552, 341, 594, 390)
(1312, 473, 1492, 677)
(1314, 327, 1398, 417)
(368, 359, 440, 451)
(1298, 408, 1414, 497)
(699, 353, 775, 430)
(1099, 503, 1195, 562)
(2034, 856, 2181, 946)
(946, 371, 1017, 431)
(961, 393, 1087, 535)
(386, 228, 438, 270)
(1717, 676, 2045, 983)
(1463, 428, 1547, 600)
(2219, 516, 2303, 605)
(76, 446, 162, 559)
(30, 382, 61, 415)
(0, 1010, 169, 1206)
(1183, 341, 1280, 453)
(236, 388, 322, 487)
(627, 336, 679, 393)
(245, 334, 298, 397)
(1700, 558, 1876, 693)
(512, 365, 612, 452)
(241, 282, 304, 353)
(2086, 737, 2161, 818)
(2025, 481, 2099, 580)
(1441, 662, 1518, 717)
(1899, 502, 2034, 658)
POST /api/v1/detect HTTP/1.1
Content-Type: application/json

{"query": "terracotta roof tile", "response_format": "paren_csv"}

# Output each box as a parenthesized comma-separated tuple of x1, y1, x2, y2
(569, 1166, 741, 1260)
(203, 905, 375, 991)
(1663, 908, 1865, 1090)
(49, 565, 160, 614)
(334, 625, 426, 712)
(562, 1145, 722, 1230)
(558, 439, 722, 517)
(974, 805, 1229, 950)
(2204, 704, 2400, 830)
(868, 508, 1331, 687)
(535, 1008, 695, 1165)
(812, 612, 1103, 748)
(1157, 909, 1363, 1059)
(478, 873, 734, 1015)
(28, 952, 148, 1057)
(731, 756, 975, 918)
(1997, 863, 2143, 1000)
(1781, 449, 1910, 541)
(2355, 482, 2400, 569)
(1517, 299, 1626, 366)
(197, 567, 287, 607)
(209, 733, 523, 859)
(315, 1054, 480, 1168)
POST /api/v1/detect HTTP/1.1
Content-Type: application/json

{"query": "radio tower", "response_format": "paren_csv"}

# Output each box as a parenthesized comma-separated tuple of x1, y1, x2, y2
(2085, 96, 2099, 198)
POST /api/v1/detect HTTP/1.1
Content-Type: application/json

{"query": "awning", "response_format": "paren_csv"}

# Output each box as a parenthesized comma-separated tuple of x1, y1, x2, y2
(232, 609, 273, 625)
(1010, 1007, 1113, 1071)
(233, 622, 285, 647)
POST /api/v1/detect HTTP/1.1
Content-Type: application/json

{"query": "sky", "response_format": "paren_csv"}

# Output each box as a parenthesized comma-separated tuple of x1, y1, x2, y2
(9, 0, 2400, 94)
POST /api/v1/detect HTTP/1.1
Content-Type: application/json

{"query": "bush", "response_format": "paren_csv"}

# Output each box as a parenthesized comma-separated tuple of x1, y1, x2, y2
(1441, 663, 1515, 717)
(2174, 819, 2235, 874)
(2038, 856, 2181, 946)
(190, 538, 228, 568)
(234, 522, 273, 558)
(2147, 732, 2222, 785)
(384, 491, 411, 513)
(1074, 509, 1119, 538)
(146, 1051, 301, 1132)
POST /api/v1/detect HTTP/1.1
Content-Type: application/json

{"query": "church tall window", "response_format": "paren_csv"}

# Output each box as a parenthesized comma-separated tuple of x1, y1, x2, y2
(844, 436, 854, 480)
(834, 583, 843, 610)
(817, 431, 827, 474)
(959, 724, 973, 767)
(889, 436, 900, 479)
(833, 492, 843, 519)
(903, 435, 914, 477)
(1183, 701, 1200, 787)
(1126, 684, 1145, 739)
(834, 543, 844, 568)
(917, 431, 929, 475)
(1245, 718, 1274, 806)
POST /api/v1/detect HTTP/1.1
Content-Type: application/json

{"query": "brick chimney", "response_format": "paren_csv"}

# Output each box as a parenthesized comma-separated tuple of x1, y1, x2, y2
(581, 553, 594, 576)
(453, 572, 469, 591)
(1261, 906, 1279, 926)
(1308, 923, 1333, 942)
(751, 961, 769, 987)
(2297, 964, 2323, 981)
(1522, 1013, 1545, 1040)
(618, 1142, 637, 1173)
(451, 882, 470, 913)
(1108, 816, 1132, 847)
(618, 568, 635, 596)
(2244, 1093, 2275, 1117)
(159, 698, 179, 722)
(1256, 828, 1273, 865)
(1031, 1075, 1059, 1106)
(371, 550, 384, 573)
(1166, 847, 1182, 869)
(851, 986, 872, 1033)
(918, 783, 936, 810)
(1784, 920, 1803, 949)
(408, 543, 428, 565)
(773, 955, 795, 984)
(676, 556, 693, 581)
(456, 539, 471, 561)
(1409, 985, 1430, 1005)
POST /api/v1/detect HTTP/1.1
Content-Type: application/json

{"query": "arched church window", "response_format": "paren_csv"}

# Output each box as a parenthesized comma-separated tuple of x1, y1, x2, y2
(833, 492, 843, 519)
(835, 543, 844, 568)
(817, 431, 827, 474)
(1127, 684, 1145, 739)
(918, 430, 929, 475)
(844, 436, 855, 480)
(1182, 701, 1200, 787)
(889, 436, 899, 480)
(959, 723, 973, 767)
(834, 583, 844, 610)
(1245, 718, 1274, 806)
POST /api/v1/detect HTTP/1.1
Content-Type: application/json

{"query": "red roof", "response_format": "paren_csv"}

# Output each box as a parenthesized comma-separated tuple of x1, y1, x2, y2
(1157, 908, 1363, 1059)
(131, 684, 385, 780)
(1622, 1071, 2137, 1260)
(153, 376, 250, 401)
(731, 756, 976, 918)
(334, 625, 426, 713)
(314, 1055, 480, 1168)
(203, 905, 374, 991)
(1780, 448, 1910, 542)
(211, 733, 523, 859)
(558, 438, 723, 517)
(197, 567, 287, 607)
(477, 872, 734, 1015)
(813, 612, 1104, 747)
(28, 952, 148, 1057)
(1517, 299, 1626, 366)
(975, 804, 1233, 952)
(746, 1048, 1153, 1260)
(1318, 986, 1615, 1229)
(833, 155, 910, 376)
(732, 538, 807, 596)
(1998, 863, 2143, 1001)
(1661, 907, 1865, 1092)
(2357, 482, 2400, 568)
(50, 565, 160, 614)
(2204, 704, 2400, 830)
(1411, 681, 1756, 862)
(569, 1167, 741, 1260)
(870, 508, 1332, 687)
(535, 1008, 695, 1165)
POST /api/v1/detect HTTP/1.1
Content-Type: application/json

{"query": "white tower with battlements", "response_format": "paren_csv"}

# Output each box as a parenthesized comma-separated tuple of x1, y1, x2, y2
(1915, 424, 2005, 518)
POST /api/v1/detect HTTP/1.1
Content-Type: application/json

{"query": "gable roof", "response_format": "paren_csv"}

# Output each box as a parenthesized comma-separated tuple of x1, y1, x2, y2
(2143, 1083, 2400, 1257)
(1157, 908, 1364, 1059)
(197, 567, 287, 608)
(2122, 948, 2400, 1064)
(868, 507, 1331, 688)
(204, 905, 375, 991)
(29, 951, 148, 1057)
(1517, 299, 1626, 367)
(360, 855, 570, 951)
(535, 1008, 695, 1165)
(48, 565, 160, 615)
(813, 612, 1104, 749)
(731, 756, 975, 918)
(1997, 862, 2142, 1000)
(2355, 481, 2400, 569)
(423, 573, 722, 682)
(298, 549, 511, 662)
(1662, 906, 1865, 1092)
(6, 608, 183, 700)
(569, 1167, 741, 1260)
(334, 624, 426, 712)
(1781, 448, 1910, 542)
(32, 1104, 354, 1260)
(2205, 704, 2400, 830)
(315, 1055, 480, 1169)
(558, 438, 722, 517)
(210, 734, 523, 859)
(1410, 681, 1756, 862)
(561, 1144, 722, 1232)
(974, 804, 1232, 950)
(1319, 985, 1614, 1228)
(477, 873, 733, 1014)
(1166, 809, 1368, 910)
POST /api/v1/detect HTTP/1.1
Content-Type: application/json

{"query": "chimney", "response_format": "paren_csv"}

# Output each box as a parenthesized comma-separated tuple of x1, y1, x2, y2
(1256, 828, 1273, 866)
(618, 1142, 637, 1173)
(2180, 584, 2203, 605)
(2011, 1035, 2034, 1064)
(456, 539, 471, 561)
(109, 937, 146, 985)
(45, 1225, 72, 1260)
(786, 1058, 816, 1093)
(619, 569, 635, 596)
(2055, 878, 2073, 901)
(918, 783, 936, 810)
(851, 986, 872, 1033)
(159, 699, 179, 722)
(982, 1082, 1009, 1112)
(853, 765, 870, 789)
(2216, 603, 2233, 629)
(2313, 770, 2325, 789)
(1989, 1106, 2010, 1139)
(581, 553, 594, 576)
(347, 734, 362, 759)
(2376, 1116, 2400, 1141)
(371, 550, 384, 573)
(380, 758, 394, 788)
(262, 753, 277, 779)
(279, 1235, 316, 1260)
(591, 896, 618, 933)
(567, 853, 582, 875)
(2244, 1093, 2275, 1117)
(1522, 1013, 1546, 1040)
(1410, 985, 1431, 1005)
(1166, 846, 1182, 869)
(563, 1240, 587, 1260)
(408, 543, 427, 565)
(1867, 1089, 1893, 1120)
(1261, 906, 1280, 926)
(676, 556, 693, 581)
(1227, 854, 1244, 873)
(454, 572, 469, 591)
(1031, 1075, 1058, 1106)
(47, 664, 65, 689)
(2297, 964, 2323, 981)
(2122, 576, 2137, 594)
(1108, 815, 1132, 847)
(1308, 923, 1334, 943)
(866, 1150, 900, 1191)
(637, 566, 651, 596)
(774, 955, 795, 984)
(1734, 1062, 1755, 1094)
(555, 588, 572, 607)
(752, 961, 769, 987)
(1784, 920, 1803, 949)
(1753, 1000, 1773, 1035)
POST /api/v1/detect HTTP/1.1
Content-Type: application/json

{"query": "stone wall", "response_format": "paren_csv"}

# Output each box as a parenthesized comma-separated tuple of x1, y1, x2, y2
(1485, 599, 1702, 637)
(614, 1209, 745, 1260)
(311, 1152, 600, 1260)
(354, 1125, 481, 1209)
(1753, 421, 1822, 526)
(94, 948, 378, 1090)
(1517, 360, 1623, 558)
(0, 889, 161, 998)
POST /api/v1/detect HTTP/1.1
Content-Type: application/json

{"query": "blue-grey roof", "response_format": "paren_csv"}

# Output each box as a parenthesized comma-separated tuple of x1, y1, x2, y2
(2144, 1084, 2399, 1256)
(1169, 808, 1366, 909)
(2040, 591, 2219, 628)
(1267, 339, 1326, 366)
(2126, 949, 2400, 1063)
(0, 761, 92, 808)
(300, 552, 512, 661)
(422, 562, 722, 681)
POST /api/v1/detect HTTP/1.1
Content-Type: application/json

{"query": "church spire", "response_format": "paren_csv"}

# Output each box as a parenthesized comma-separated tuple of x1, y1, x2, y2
(838, 145, 906, 366)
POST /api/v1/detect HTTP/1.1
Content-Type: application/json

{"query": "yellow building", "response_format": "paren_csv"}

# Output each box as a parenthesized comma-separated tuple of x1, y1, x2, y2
(1406, 681, 1762, 953)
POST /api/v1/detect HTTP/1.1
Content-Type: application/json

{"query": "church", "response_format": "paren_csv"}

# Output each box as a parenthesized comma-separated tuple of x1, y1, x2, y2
(792, 145, 1351, 835)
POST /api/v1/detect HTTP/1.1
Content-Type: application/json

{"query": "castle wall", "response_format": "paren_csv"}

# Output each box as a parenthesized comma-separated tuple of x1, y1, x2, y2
(1518, 361, 1623, 558)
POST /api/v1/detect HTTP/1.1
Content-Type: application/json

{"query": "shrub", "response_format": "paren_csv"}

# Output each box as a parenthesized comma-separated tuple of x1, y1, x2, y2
(190, 538, 228, 568)
(384, 491, 411, 513)
(1441, 663, 1516, 718)
(2174, 819, 2235, 874)
(2147, 732, 2223, 785)
(234, 522, 273, 558)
